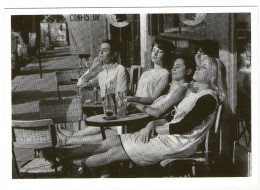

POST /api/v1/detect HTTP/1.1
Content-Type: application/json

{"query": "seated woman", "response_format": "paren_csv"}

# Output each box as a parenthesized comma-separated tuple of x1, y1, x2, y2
(195, 39, 226, 91)
(127, 38, 174, 104)
(57, 56, 195, 146)
(77, 40, 128, 98)
(58, 40, 128, 143)
(129, 56, 196, 120)
(58, 56, 226, 168)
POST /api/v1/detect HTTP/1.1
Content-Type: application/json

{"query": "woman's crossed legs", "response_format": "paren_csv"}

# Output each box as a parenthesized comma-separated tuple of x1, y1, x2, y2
(74, 145, 130, 167)
(60, 135, 130, 167)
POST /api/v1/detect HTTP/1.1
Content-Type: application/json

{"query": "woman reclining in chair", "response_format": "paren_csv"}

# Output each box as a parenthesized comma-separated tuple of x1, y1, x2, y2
(58, 56, 226, 168)
(126, 38, 174, 104)
(129, 55, 196, 121)
(56, 55, 196, 145)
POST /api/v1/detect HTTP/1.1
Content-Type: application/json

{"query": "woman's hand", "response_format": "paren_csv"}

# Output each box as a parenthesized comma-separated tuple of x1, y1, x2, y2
(90, 57, 102, 71)
(136, 122, 155, 143)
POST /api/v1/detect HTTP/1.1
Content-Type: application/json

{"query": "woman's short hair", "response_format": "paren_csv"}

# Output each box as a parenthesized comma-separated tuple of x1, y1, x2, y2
(102, 40, 119, 53)
(152, 38, 175, 68)
(172, 55, 196, 82)
(101, 40, 120, 62)
(200, 40, 219, 58)
(204, 57, 226, 102)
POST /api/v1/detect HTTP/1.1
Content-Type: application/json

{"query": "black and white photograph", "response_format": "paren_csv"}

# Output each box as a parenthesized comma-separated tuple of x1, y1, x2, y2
(2, 2, 260, 190)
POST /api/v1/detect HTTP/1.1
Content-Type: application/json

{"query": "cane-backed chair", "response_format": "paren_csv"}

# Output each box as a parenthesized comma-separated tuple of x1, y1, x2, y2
(55, 70, 80, 99)
(12, 119, 62, 178)
(126, 65, 142, 95)
(39, 96, 83, 131)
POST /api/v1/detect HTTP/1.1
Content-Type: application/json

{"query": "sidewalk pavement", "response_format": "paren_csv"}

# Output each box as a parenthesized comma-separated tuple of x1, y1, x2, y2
(11, 46, 86, 178)
(12, 46, 81, 120)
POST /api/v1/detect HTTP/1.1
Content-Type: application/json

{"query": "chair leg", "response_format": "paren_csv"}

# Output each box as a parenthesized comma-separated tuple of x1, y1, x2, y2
(143, 166, 149, 177)
(51, 147, 59, 177)
(78, 121, 81, 131)
(57, 85, 61, 99)
(12, 148, 21, 179)
(192, 163, 196, 176)
(167, 162, 173, 177)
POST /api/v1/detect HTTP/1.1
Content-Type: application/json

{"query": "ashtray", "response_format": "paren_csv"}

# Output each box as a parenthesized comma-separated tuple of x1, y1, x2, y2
(103, 116, 118, 120)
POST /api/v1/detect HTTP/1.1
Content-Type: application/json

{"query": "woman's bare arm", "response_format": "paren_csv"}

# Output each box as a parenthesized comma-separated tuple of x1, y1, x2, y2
(77, 58, 103, 88)
(133, 85, 187, 118)
(129, 74, 170, 104)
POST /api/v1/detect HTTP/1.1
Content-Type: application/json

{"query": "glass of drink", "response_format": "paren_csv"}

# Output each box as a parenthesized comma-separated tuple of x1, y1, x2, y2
(102, 94, 116, 118)
(93, 86, 97, 104)
(116, 93, 127, 118)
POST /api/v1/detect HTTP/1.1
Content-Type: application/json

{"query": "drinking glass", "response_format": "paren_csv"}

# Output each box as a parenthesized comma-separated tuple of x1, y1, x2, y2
(117, 98, 127, 117)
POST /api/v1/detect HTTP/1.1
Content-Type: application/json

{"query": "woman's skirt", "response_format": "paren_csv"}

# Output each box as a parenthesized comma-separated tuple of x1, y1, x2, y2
(120, 132, 198, 166)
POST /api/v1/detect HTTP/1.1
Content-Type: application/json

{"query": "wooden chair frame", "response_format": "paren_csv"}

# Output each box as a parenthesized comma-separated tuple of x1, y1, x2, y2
(127, 65, 142, 95)
(12, 119, 61, 178)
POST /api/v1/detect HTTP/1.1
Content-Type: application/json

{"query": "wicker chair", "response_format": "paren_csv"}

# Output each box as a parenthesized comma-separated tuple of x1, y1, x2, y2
(55, 70, 80, 99)
(159, 104, 223, 177)
(39, 96, 83, 131)
(126, 65, 142, 95)
(12, 119, 62, 178)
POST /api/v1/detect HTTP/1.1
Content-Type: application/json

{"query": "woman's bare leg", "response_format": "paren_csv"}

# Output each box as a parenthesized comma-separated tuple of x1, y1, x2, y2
(58, 135, 122, 158)
(71, 127, 102, 137)
(73, 145, 130, 167)
(66, 128, 118, 145)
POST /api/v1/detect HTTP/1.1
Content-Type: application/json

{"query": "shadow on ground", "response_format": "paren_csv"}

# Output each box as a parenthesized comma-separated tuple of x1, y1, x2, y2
(12, 90, 77, 104)
(12, 112, 41, 120)
(19, 67, 79, 76)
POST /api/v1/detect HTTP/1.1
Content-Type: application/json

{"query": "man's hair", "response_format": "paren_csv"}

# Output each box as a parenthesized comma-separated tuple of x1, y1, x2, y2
(200, 40, 219, 58)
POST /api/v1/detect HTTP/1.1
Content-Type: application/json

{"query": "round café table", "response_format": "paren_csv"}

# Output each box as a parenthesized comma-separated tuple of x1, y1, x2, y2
(85, 113, 151, 139)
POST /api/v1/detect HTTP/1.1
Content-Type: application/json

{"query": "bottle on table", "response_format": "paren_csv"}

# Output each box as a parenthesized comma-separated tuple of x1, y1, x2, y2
(116, 92, 127, 117)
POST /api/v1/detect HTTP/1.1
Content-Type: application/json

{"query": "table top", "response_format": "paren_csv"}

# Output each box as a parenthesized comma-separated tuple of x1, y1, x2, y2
(85, 112, 151, 126)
